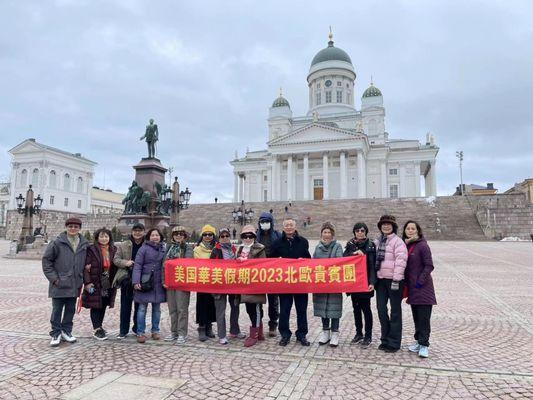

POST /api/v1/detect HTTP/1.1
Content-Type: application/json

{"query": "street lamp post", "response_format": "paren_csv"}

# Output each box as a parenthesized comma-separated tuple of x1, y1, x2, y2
(15, 184, 43, 246)
(164, 176, 191, 226)
(456, 151, 464, 196)
(231, 200, 254, 230)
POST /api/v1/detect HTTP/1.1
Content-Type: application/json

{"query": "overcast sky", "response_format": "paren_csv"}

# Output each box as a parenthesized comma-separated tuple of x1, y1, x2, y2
(1, 0, 532, 203)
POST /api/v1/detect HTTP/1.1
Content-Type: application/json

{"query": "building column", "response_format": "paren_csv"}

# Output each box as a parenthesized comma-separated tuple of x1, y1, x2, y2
(303, 153, 309, 200)
(414, 162, 421, 197)
(399, 163, 406, 198)
(266, 167, 272, 201)
(238, 173, 244, 202)
(357, 150, 367, 198)
(323, 152, 329, 200)
(271, 157, 277, 201)
(340, 151, 347, 199)
(287, 156, 293, 201)
(381, 162, 387, 198)
(427, 160, 437, 196)
(233, 172, 239, 202)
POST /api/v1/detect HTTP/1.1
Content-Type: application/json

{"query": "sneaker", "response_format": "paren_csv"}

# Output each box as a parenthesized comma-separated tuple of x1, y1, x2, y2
(361, 337, 372, 347)
(116, 333, 127, 340)
(329, 331, 340, 347)
(137, 335, 147, 344)
(176, 335, 187, 344)
(164, 334, 178, 342)
(50, 334, 61, 347)
(151, 332, 161, 340)
(318, 330, 330, 345)
(219, 337, 228, 345)
(60, 331, 77, 343)
(351, 333, 363, 344)
(229, 332, 246, 339)
(418, 345, 429, 358)
(93, 328, 108, 341)
(408, 343, 421, 353)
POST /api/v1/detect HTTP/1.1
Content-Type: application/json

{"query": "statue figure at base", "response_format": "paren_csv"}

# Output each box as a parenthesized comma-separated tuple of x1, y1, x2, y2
(140, 118, 159, 158)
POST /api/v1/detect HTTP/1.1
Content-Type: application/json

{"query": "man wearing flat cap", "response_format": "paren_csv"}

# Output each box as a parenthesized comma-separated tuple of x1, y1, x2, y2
(42, 217, 88, 347)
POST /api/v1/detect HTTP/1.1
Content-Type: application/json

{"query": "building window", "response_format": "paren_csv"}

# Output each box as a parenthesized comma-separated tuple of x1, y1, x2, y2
(263, 175, 268, 182)
(347, 92, 352, 104)
(32, 168, 39, 187)
(390, 185, 399, 199)
(263, 190, 268, 201)
(337, 81, 342, 87)
(64, 197, 69, 207)
(77, 177, 83, 193)
(389, 168, 398, 176)
(336, 91, 342, 103)
(325, 91, 332, 103)
(314, 179, 323, 187)
(20, 169, 27, 187)
(316, 83, 321, 89)
(316, 92, 321, 105)
(49, 170, 56, 188)
(77, 199, 82, 208)
(50, 195, 54, 205)
(63, 173, 71, 191)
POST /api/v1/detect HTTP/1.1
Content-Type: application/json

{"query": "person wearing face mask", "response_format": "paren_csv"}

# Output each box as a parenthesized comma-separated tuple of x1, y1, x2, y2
(402, 220, 436, 358)
(271, 217, 312, 347)
(210, 227, 244, 345)
(374, 215, 408, 353)
(343, 222, 376, 348)
(237, 225, 267, 347)
(193, 224, 218, 342)
(82, 228, 118, 341)
(256, 212, 282, 337)
(313, 222, 344, 347)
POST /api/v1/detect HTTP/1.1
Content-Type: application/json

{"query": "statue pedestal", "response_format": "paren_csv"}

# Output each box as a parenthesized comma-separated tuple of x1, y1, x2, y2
(133, 158, 167, 198)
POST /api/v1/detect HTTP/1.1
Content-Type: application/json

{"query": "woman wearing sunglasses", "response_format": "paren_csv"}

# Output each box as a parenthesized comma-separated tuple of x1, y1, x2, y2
(210, 227, 245, 345)
(343, 222, 377, 348)
(236, 225, 267, 347)
(193, 224, 218, 341)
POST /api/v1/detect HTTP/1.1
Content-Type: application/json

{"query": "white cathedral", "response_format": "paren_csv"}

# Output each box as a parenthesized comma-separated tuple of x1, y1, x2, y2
(231, 33, 439, 202)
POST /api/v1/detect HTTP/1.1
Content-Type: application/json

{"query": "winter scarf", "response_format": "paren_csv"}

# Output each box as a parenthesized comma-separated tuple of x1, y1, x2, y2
(375, 235, 387, 271)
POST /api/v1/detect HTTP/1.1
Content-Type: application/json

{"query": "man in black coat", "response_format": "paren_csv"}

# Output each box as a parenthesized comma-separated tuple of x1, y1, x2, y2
(270, 217, 312, 346)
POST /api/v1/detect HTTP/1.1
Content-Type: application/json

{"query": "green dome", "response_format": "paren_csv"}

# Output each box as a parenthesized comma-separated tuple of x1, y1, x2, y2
(311, 40, 352, 67)
(362, 84, 382, 98)
(272, 95, 290, 108)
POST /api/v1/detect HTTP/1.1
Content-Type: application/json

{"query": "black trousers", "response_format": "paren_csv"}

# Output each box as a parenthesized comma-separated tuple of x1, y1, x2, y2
(90, 296, 111, 330)
(375, 279, 403, 349)
(351, 296, 373, 338)
(267, 294, 279, 329)
(245, 303, 264, 327)
(119, 280, 139, 335)
(278, 293, 308, 340)
(50, 297, 77, 337)
(196, 292, 216, 326)
(411, 304, 432, 347)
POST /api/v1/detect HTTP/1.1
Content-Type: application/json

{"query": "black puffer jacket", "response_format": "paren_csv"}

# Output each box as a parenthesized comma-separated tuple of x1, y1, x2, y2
(344, 238, 377, 298)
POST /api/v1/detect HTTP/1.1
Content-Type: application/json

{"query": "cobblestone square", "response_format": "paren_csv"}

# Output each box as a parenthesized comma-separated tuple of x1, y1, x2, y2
(1, 240, 532, 399)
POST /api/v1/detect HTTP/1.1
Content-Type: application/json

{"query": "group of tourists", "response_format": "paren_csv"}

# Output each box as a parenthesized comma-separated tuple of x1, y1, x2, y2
(42, 211, 437, 358)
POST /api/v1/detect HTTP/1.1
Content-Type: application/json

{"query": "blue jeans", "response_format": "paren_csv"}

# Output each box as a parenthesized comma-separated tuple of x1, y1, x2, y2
(137, 303, 161, 335)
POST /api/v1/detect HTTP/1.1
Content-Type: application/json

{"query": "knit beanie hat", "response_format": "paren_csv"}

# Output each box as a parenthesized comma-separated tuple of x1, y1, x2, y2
(201, 224, 217, 235)
(218, 227, 231, 236)
(240, 224, 257, 237)
(320, 221, 336, 236)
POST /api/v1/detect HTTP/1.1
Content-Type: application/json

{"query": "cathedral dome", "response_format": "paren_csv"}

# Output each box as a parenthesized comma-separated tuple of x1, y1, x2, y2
(272, 92, 290, 108)
(362, 83, 382, 98)
(311, 35, 352, 67)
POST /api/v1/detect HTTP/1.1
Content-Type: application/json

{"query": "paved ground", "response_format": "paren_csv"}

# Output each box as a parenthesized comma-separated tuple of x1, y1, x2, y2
(0, 240, 532, 399)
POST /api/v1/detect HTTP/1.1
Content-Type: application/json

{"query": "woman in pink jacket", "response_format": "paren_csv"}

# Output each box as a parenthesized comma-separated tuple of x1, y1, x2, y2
(374, 215, 408, 353)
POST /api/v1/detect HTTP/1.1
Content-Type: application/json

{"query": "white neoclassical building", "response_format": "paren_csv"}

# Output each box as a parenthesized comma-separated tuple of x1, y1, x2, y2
(8, 139, 96, 213)
(230, 33, 439, 202)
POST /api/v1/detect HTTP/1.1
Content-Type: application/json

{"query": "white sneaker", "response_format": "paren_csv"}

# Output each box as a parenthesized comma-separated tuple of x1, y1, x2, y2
(176, 335, 187, 344)
(50, 334, 61, 347)
(61, 331, 77, 343)
(408, 343, 421, 353)
(418, 345, 429, 358)
(164, 334, 178, 342)
(329, 331, 340, 347)
(219, 337, 228, 345)
(318, 330, 330, 345)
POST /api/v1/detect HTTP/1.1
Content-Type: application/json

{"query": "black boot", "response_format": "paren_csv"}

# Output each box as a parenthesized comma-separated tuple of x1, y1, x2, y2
(206, 323, 215, 338)
(198, 326, 207, 342)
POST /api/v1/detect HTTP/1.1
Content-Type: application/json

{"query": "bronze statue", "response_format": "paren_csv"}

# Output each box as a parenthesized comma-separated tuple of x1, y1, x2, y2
(140, 118, 159, 158)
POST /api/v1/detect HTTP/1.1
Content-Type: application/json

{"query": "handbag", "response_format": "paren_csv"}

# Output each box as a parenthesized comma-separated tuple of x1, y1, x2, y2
(140, 269, 154, 292)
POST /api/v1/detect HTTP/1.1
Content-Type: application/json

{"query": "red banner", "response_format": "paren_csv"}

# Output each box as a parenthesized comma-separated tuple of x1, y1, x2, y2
(164, 256, 369, 294)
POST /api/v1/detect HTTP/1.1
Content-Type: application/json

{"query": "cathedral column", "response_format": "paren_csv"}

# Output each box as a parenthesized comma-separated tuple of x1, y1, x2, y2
(287, 156, 293, 201)
(399, 163, 406, 198)
(233, 172, 239, 202)
(303, 153, 309, 200)
(381, 162, 387, 198)
(414, 162, 421, 197)
(426, 160, 437, 196)
(266, 167, 272, 201)
(340, 151, 347, 199)
(323, 152, 329, 200)
(357, 150, 367, 198)
(238, 173, 245, 202)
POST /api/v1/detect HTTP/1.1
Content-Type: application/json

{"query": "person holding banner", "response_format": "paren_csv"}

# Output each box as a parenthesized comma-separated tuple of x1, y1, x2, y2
(163, 226, 193, 344)
(256, 211, 282, 337)
(236, 224, 267, 347)
(271, 217, 312, 346)
(313, 222, 344, 347)
(132, 228, 167, 344)
(82, 228, 118, 341)
(344, 222, 376, 348)
(193, 224, 218, 342)
(402, 220, 436, 358)
(374, 215, 408, 353)
(210, 227, 243, 345)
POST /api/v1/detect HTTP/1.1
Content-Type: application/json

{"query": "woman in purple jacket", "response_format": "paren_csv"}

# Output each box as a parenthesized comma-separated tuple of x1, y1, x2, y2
(403, 220, 437, 358)
(133, 228, 167, 344)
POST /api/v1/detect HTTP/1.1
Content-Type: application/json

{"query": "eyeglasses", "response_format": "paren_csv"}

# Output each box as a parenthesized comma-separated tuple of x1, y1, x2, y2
(219, 234, 230, 238)
(354, 229, 366, 233)
(202, 233, 214, 237)
(241, 234, 255, 239)
(173, 231, 186, 236)
(66, 225, 80, 229)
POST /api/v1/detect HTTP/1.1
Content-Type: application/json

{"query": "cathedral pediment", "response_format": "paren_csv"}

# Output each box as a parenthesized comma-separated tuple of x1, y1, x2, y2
(268, 123, 365, 147)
